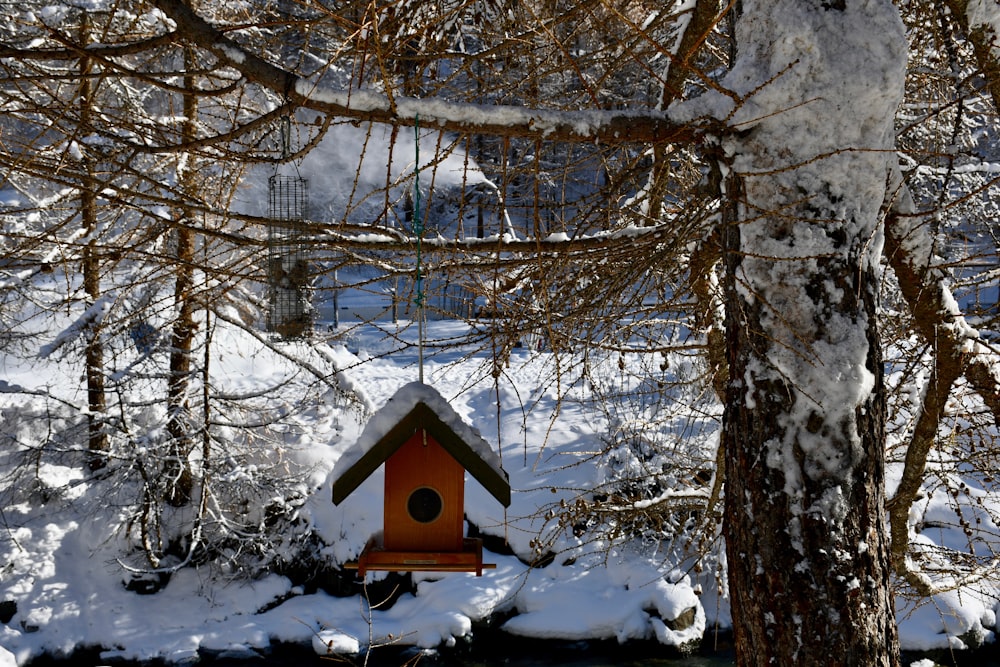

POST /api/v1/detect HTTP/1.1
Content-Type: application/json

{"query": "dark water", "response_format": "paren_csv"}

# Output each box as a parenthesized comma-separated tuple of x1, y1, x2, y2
(210, 638, 735, 667)
(31, 639, 735, 667)
(194, 646, 1000, 667)
(29, 638, 1000, 667)
(446, 656, 733, 667)
(164, 645, 1000, 667)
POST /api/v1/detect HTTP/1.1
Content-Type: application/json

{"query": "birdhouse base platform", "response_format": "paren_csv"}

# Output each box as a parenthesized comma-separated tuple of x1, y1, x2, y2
(347, 538, 495, 576)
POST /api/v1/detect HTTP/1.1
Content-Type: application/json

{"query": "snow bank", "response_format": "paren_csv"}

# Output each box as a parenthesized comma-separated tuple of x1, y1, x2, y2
(0, 317, 996, 663)
(503, 560, 704, 649)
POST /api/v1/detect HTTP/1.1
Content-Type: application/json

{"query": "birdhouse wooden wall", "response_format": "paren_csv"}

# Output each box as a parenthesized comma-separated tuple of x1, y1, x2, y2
(383, 429, 465, 552)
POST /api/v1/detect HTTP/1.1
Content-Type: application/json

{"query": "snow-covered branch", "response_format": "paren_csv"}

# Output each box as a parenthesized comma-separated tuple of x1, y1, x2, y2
(884, 179, 1000, 595)
(884, 191, 1000, 424)
(150, 0, 705, 146)
(945, 0, 1000, 113)
(37, 294, 114, 360)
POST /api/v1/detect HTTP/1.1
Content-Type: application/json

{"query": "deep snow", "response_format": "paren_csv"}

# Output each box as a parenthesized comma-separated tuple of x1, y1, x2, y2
(0, 315, 997, 666)
(0, 317, 716, 666)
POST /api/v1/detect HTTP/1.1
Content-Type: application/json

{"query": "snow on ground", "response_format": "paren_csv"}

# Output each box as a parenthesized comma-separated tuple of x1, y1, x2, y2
(0, 317, 996, 664)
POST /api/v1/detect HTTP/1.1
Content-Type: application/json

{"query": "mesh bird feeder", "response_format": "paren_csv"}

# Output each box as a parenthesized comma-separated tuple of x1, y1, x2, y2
(266, 173, 313, 338)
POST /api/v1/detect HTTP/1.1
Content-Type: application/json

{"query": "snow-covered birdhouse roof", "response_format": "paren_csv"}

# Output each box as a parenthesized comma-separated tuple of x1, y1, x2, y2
(332, 382, 510, 507)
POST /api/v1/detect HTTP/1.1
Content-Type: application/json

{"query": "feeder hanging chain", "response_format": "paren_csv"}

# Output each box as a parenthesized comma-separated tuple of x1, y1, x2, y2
(281, 115, 292, 160)
(413, 116, 425, 310)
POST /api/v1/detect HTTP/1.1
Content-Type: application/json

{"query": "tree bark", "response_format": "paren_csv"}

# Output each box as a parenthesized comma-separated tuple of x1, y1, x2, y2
(722, 197, 899, 664)
(79, 14, 109, 472)
(164, 47, 199, 507)
(165, 220, 196, 507)
(719, 1, 904, 664)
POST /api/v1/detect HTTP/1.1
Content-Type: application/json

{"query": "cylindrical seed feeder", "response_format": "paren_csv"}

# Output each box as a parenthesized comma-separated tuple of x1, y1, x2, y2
(266, 173, 313, 339)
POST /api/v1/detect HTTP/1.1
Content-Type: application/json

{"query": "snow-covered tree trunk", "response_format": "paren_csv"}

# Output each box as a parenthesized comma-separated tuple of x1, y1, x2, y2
(719, 1, 906, 664)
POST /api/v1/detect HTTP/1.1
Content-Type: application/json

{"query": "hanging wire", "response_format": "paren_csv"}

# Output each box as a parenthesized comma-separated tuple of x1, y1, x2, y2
(278, 113, 304, 178)
(281, 114, 292, 160)
(413, 116, 426, 383)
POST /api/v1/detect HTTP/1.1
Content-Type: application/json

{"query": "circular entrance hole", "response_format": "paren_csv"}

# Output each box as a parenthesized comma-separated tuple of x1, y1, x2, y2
(407, 486, 443, 523)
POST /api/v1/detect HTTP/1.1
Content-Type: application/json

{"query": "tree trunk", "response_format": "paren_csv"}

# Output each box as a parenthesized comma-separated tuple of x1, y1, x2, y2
(82, 197, 108, 472)
(79, 14, 108, 471)
(722, 180, 899, 664)
(166, 221, 196, 507)
(719, 1, 905, 664)
(165, 48, 199, 507)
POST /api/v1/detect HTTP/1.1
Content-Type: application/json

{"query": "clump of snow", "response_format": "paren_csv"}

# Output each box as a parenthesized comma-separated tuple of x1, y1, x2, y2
(898, 585, 997, 651)
(214, 43, 245, 65)
(672, 0, 907, 512)
(312, 630, 359, 656)
(37, 293, 115, 359)
(503, 560, 704, 649)
(332, 380, 505, 484)
(967, 0, 1000, 48)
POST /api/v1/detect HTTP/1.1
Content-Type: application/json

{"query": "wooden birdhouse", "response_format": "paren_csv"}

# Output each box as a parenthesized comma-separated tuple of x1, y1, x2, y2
(332, 382, 510, 576)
